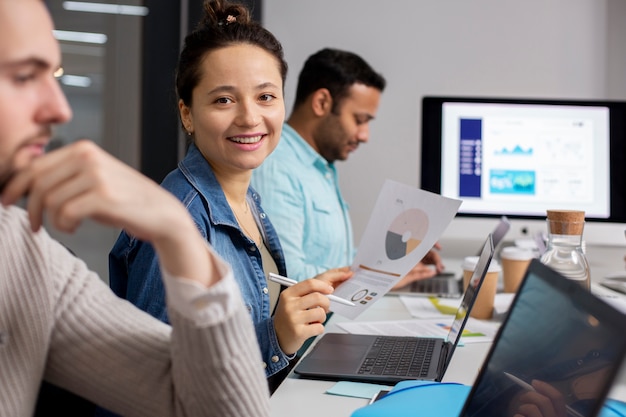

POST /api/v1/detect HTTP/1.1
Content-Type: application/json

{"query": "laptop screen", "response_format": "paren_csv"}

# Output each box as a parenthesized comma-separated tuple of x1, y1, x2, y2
(438, 234, 494, 379)
(447, 234, 493, 346)
(460, 260, 626, 417)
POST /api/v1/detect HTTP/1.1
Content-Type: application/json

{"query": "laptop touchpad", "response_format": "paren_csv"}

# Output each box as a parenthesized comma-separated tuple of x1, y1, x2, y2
(319, 342, 369, 359)
(299, 334, 371, 373)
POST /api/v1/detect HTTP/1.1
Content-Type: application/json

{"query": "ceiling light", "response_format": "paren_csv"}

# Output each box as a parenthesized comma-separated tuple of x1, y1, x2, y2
(60, 75, 92, 88)
(62, 1, 149, 16)
(53, 30, 108, 45)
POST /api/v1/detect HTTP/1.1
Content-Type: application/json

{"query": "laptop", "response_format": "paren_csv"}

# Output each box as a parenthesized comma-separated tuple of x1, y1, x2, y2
(389, 216, 510, 298)
(293, 234, 495, 385)
(353, 259, 626, 417)
(458, 258, 626, 417)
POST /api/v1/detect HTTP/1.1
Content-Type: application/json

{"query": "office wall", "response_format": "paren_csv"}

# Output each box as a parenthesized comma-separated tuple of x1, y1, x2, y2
(262, 0, 626, 245)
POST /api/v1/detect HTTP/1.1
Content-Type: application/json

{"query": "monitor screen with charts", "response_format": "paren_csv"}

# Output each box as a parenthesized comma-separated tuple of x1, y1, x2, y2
(293, 234, 494, 385)
(420, 96, 626, 246)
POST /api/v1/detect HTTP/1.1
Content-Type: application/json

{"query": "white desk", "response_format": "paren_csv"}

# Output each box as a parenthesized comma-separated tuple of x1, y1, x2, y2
(270, 244, 626, 417)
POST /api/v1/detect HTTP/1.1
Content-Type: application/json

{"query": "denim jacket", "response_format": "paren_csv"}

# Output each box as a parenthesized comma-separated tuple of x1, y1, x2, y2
(109, 143, 289, 377)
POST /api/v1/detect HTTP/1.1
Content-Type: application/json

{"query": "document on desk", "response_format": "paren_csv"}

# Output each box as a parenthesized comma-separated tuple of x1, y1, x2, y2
(400, 296, 461, 318)
(330, 179, 461, 320)
(335, 317, 498, 343)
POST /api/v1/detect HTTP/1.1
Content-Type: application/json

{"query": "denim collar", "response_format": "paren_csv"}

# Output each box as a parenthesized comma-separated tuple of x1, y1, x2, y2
(177, 143, 260, 227)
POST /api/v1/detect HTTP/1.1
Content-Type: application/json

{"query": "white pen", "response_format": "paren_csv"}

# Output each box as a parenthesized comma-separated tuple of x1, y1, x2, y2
(504, 372, 585, 417)
(268, 272, 355, 307)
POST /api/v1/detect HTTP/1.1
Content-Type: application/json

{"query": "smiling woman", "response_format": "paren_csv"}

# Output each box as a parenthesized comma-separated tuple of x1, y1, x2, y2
(105, 0, 353, 405)
(178, 43, 284, 171)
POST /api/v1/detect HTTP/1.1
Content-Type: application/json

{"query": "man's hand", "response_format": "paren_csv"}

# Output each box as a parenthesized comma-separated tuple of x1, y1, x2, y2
(392, 243, 444, 290)
(1, 140, 217, 287)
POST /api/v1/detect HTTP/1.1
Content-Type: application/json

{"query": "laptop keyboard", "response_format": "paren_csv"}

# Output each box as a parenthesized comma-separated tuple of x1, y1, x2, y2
(408, 274, 462, 297)
(413, 278, 450, 294)
(358, 337, 436, 378)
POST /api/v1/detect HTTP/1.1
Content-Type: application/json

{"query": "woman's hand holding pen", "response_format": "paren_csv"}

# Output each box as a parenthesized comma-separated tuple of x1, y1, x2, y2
(273, 268, 352, 355)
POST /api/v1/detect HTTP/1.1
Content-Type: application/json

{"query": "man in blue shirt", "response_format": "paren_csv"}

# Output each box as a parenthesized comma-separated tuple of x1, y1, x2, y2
(252, 48, 443, 286)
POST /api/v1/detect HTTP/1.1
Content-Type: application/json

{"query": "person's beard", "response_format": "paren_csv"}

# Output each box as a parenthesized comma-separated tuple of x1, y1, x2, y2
(313, 115, 350, 163)
(0, 128, 52, 194)
(0, 163, 16, 194)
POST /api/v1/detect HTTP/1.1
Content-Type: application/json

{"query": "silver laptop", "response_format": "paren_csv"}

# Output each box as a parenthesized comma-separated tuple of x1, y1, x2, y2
(389, 216, 510, 298)
(293, 234, 495, 385)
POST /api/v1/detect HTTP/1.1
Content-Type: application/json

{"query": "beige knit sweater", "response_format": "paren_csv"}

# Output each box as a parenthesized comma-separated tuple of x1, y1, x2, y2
(0, 205, 270, 416)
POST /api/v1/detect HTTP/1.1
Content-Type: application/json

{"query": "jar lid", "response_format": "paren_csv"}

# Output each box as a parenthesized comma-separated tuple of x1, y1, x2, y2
(546, 209, 585, 235)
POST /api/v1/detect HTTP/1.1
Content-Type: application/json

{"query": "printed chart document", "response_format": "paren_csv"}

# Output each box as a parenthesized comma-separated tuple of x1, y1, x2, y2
(330, 180, 461, 319)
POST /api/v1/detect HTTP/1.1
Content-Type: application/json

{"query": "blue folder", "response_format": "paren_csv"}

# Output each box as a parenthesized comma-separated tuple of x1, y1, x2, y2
(351, 380, 626, 417)
(351, 381, 470, 417)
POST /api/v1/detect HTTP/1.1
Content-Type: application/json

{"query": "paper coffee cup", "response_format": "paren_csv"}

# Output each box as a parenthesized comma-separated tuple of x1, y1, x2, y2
(462, 256, 480, 290)
(462, 256, 501, 319)
(500, 246, 533, 293)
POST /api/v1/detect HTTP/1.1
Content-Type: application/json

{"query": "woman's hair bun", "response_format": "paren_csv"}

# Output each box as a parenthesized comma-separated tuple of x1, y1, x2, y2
(199, 0, 252, 29)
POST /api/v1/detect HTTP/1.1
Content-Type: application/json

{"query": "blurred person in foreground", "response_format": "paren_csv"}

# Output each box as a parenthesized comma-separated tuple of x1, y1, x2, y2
(0, 0, 270, 415)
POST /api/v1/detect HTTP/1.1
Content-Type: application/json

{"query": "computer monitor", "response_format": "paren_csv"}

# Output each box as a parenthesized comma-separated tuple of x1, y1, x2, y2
(421, 96, 626, 247)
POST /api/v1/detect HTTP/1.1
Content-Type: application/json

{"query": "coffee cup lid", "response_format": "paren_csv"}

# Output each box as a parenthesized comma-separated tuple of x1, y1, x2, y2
(461, 256, 479, 271)
(500, 246, 534, 261)
(462, 256, 501, 272)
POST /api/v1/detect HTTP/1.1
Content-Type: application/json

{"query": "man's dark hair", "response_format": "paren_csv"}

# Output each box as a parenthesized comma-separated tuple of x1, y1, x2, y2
(293, 48, 386, 113)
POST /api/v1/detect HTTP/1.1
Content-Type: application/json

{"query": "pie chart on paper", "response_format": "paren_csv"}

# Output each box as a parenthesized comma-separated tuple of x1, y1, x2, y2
(385, 208, 429, 260)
